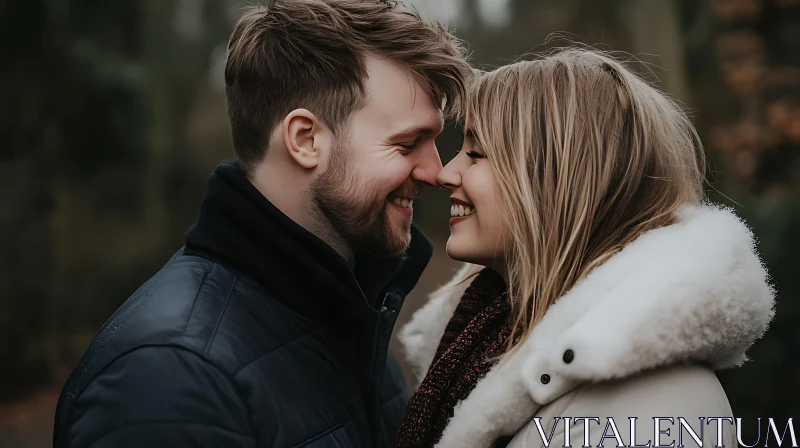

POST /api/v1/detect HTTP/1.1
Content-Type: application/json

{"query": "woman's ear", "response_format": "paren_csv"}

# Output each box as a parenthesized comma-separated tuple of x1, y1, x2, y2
(281, 109, 327, 169)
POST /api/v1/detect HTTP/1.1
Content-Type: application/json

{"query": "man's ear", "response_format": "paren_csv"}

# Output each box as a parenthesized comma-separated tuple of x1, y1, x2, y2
(281, 109, 327, 169)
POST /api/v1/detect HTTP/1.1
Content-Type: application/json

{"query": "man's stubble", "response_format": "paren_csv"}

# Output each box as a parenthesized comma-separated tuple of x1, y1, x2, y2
(309, 136, 414, 258)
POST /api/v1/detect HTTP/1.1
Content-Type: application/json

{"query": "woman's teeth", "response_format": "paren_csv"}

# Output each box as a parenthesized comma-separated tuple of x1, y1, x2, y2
(450, 204, 475, 217)
(390, 196, 413, 208)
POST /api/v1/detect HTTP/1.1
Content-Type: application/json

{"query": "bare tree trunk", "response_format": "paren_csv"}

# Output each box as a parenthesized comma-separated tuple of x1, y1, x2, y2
(625, 0, 691, 106)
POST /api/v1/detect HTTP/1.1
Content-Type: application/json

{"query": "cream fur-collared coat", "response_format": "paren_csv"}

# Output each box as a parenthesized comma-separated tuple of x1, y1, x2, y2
(399, 205, 775, 448)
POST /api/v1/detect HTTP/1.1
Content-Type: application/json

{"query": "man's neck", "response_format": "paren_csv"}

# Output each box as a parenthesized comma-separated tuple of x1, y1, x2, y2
(302, 206, 352, 260)
(249, 165, 352, 260)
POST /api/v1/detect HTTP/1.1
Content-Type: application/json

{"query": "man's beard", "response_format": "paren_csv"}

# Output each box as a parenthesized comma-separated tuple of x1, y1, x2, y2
(309, 139, 416, 258)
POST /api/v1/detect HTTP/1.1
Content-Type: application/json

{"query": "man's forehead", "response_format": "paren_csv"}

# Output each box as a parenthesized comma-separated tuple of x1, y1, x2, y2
(360, 56, 444, 132)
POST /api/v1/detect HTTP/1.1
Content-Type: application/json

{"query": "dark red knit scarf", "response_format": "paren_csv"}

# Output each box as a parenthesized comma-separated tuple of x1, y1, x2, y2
(395, 268, 512, 448)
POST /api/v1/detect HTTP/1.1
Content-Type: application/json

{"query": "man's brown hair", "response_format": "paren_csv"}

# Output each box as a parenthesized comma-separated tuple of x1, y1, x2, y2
(225, 0, 471, 174)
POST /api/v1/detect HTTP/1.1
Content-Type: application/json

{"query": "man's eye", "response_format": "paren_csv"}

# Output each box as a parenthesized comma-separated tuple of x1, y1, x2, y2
(466, 150, 485, 159)
(398, 142, 418, 151)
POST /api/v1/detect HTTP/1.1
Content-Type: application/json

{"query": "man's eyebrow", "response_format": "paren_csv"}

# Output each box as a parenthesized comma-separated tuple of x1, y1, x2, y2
(387, 124, 444, 141)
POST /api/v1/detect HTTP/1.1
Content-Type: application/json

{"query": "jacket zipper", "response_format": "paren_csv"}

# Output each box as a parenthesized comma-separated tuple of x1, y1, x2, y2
(369, 292, 393, 447)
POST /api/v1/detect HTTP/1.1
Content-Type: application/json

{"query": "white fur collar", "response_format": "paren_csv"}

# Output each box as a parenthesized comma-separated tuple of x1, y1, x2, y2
(399, 204, 775, 447)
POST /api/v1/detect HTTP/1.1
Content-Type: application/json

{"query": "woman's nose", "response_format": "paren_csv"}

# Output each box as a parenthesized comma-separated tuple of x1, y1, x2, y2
(436, 157, 461, 191)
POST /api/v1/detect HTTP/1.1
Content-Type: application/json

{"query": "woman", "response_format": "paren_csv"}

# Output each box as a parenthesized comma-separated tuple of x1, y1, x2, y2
(394, 49, 775, 448)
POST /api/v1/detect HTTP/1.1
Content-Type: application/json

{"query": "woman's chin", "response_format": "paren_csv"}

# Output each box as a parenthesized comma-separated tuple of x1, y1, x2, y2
(445, 238, 476, 264)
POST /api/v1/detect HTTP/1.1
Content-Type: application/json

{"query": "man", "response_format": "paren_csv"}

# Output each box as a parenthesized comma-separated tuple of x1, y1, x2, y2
(53, 1, 469, 447)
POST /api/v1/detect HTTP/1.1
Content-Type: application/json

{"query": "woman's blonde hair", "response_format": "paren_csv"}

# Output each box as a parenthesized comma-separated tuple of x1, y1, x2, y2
(461, 48, 706, 353)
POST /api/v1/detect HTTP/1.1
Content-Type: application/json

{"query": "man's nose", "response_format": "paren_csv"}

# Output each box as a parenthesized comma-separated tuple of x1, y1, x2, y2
(410, 144, 444, 188)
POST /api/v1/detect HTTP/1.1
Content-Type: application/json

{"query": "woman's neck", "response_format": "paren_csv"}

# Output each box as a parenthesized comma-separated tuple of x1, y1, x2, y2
(486, 262, 509, 286)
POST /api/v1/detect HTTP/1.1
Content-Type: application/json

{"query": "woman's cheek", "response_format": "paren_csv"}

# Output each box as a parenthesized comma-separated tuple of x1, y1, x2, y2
(467, 166, 496, 214)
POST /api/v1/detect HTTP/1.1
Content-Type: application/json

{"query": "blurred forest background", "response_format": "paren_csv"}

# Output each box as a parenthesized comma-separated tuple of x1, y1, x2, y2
(1, 0, 798, 445)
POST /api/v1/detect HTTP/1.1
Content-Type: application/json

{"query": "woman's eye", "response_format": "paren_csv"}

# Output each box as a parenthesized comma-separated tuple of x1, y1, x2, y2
(466, 150, 485, 159)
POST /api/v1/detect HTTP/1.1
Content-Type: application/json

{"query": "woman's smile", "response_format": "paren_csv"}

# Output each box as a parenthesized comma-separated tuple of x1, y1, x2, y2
(449, 197, 475, 226)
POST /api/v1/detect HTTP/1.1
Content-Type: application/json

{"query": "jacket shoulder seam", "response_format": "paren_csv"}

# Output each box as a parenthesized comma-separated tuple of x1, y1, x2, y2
(182, 267, 211, 334)
(195, 268, 325, 375)
(203, 272, 239, 357)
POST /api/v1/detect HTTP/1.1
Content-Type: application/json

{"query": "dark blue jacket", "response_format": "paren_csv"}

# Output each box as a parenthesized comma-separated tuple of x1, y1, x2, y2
(53, 162, 432, 447)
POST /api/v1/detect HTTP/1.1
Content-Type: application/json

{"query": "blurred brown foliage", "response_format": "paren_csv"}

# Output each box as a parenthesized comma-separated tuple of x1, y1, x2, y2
(709, 0, 800, 193)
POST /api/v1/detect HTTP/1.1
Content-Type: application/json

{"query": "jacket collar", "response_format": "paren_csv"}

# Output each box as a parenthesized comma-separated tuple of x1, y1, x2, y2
(400, 204, 775, 447)
(185, 161, 433, 328)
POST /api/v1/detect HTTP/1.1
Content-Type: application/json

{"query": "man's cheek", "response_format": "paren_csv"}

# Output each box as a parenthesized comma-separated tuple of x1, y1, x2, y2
(380, 164, 415, 190)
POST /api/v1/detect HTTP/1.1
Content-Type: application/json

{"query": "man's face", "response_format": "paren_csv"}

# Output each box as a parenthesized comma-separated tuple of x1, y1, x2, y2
(310, 56, 444, 257)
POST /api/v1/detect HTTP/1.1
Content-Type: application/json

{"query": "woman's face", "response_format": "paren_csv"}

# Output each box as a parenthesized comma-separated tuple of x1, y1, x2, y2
(436, 126, 507, 271)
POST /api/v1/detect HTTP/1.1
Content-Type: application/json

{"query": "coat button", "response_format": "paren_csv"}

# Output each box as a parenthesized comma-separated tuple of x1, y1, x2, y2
(563, 349, 574, 364)
(540, 374, 550, 384)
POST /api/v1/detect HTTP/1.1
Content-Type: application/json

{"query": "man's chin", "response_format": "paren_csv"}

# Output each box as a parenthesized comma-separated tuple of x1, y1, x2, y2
(393, 212, 414, 241)
(344, 206, 411, 257)
(348, 227, 409, 258)
(363, 226, 409, 258)
(387, 227, 412, 256)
